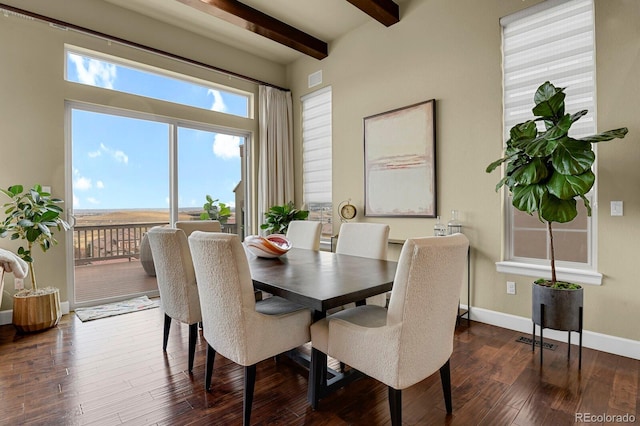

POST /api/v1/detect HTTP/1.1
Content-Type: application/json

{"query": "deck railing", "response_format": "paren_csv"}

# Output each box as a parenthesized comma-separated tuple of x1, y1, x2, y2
(73, 222, 238, 265)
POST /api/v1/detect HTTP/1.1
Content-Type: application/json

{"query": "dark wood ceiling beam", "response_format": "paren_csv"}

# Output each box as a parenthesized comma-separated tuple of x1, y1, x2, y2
(345, 0, 400, 26)
(176, 0, 328, 60)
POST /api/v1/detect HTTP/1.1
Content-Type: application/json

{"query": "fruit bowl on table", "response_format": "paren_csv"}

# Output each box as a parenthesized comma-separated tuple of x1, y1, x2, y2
(244, 234, 292, 258)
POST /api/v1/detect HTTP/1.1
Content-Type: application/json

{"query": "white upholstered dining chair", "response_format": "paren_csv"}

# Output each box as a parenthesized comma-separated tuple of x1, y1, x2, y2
(335, 222, 390, 307)
(188, 231, 312, 426)
(285, 220, 322, 250)
(146, 227, 202, 373)
(310, 234, 469, 425)
(175, 220, 221, 237)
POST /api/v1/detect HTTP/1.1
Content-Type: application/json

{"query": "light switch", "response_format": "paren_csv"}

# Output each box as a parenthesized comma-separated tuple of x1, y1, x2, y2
(611, 201, 623, 216)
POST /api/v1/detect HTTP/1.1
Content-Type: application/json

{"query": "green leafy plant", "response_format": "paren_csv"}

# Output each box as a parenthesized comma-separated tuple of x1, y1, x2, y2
(0, 184, 70, 291)
(260, 201, 309, 235)
(486, 81, 628, 287)
(200, 195, 231, 224)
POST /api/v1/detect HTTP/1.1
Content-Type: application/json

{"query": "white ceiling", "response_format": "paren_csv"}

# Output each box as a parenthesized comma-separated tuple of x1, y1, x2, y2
(103, 0, 405, 64)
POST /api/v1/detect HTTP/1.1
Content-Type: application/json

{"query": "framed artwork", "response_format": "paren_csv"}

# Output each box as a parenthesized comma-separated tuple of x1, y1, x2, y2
(364, 99, 436, 217)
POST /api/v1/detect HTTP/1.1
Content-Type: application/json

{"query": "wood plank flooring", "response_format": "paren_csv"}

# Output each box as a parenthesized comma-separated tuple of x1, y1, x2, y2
(0, 306, 637, 425)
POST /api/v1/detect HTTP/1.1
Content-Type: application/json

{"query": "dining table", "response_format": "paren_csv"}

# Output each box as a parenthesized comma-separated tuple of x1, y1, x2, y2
(246, 247, 398, 407)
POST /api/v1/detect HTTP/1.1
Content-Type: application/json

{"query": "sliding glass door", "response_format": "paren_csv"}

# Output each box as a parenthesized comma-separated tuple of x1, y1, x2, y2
(68, 104, 248, 308)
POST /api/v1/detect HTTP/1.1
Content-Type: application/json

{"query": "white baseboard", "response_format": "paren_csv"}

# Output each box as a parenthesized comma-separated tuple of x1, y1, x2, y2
(465, 305, 640, 360)
(0, 301, 70, 325)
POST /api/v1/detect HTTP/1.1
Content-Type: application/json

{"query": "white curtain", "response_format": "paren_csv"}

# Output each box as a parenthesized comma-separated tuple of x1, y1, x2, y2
(257, 85, 294, 234)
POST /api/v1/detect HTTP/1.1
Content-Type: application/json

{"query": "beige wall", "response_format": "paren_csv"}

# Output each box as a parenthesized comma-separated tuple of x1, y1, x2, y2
(0, 0, 284, 310)
(287, 0, 640, 341)
(1, 0, 638, 344)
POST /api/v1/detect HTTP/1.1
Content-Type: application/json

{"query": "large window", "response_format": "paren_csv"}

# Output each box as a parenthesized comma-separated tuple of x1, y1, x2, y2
(65, 46, 252, 118)
(65, 44, 254, 305)
(500, 0, 600, 282)
(301, 87, 332, 242)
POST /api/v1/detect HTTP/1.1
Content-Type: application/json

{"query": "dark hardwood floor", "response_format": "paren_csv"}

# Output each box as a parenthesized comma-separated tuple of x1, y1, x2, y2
(0, 306, 637, 425)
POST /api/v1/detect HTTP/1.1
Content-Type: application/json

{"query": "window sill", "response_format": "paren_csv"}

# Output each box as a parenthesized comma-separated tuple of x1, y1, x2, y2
(495, 261, 602, 286)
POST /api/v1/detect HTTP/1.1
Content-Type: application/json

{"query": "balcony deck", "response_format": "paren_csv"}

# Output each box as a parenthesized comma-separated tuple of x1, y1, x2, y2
(74, 258, 158, 304)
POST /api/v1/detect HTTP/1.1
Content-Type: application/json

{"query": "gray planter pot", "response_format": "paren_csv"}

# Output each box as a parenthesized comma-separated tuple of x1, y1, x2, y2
(532, 282, 583, 331)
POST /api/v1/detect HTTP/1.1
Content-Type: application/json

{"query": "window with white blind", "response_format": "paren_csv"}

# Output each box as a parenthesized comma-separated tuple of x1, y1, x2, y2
(301, 87, 332, 241)
(499, 0, 601, 284)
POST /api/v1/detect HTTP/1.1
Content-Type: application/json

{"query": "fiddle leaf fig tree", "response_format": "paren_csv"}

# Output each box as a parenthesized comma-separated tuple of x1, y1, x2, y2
(200, 195, 231, 224)
(486, 81, 628, 287)
(0, 184, 70, 292)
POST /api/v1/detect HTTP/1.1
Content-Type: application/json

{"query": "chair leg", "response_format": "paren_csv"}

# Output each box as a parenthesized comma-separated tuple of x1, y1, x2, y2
(388, 387, 402, 426)
(188, 323, 198, 374)
(244, 364, 257, 426)
(163, 314, 171, 352)
(205, 344, 216, 391)
(439, 360, 453, 414)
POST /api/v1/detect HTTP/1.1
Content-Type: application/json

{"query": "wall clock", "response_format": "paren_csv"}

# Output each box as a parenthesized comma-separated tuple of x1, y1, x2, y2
(338, 199, 357, 222)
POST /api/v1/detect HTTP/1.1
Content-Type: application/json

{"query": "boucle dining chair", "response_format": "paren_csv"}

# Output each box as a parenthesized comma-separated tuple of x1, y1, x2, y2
(335, 222, 390, 307)
(146, 227, 202, 373)
(285, 220, 322, 250)
(188, 231, 312, 426)
(177, 219, 262, 302)
(310, 234, 469, 425)
(175, 219, 221, 237)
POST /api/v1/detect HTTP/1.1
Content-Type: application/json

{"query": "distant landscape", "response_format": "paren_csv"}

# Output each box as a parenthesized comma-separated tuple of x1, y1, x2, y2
(74, 209, 236, 226)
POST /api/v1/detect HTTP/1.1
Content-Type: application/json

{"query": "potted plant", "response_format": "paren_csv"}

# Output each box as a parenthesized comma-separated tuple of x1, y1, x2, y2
(0, 184, 70, 332)
(486, 81, 627, 335)
(261, 201, 309, 235)
(200, 195, 231, 225)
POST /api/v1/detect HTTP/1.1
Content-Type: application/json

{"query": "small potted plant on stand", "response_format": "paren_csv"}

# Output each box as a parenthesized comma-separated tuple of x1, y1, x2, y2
(486, 82, 628, 366)
(0, 184, 70, 333)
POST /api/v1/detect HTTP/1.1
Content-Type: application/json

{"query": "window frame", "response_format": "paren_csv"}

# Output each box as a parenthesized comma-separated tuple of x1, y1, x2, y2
(499, 0, 602, 285)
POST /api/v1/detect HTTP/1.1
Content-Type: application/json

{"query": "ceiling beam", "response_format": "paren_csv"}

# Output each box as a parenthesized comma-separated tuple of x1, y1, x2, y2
(176, 0, 328, 60)
(345, 0, 400, 26)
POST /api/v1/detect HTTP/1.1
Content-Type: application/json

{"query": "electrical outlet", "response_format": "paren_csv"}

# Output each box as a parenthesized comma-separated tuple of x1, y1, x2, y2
(611, 201, 623, 216)
(507, 281, 516, 295)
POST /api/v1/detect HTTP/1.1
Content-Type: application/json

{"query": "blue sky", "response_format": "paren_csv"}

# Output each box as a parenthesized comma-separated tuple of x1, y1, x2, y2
(68, 52, 246, 211)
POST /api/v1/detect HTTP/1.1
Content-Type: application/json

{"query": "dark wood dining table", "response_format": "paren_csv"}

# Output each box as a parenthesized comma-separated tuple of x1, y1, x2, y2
(246, 247, 398, 407)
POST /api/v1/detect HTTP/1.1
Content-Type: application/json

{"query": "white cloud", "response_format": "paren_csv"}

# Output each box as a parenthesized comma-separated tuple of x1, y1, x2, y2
(213, 133, 241, 160)
(96, 181, 105, 189)
(74, 176, 92, 191)
(88, 150, 102, 158)
(99, 143, 129, 165)
(69, 53, 117, 89)
(73, 193, 79, 207)
(86, 197, 100, 205)
(209, 89, 227, 113)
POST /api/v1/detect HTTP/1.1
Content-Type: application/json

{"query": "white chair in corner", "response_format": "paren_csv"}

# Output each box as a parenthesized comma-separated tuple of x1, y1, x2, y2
(146, 227, 202, 373)
(175, 220, 221, 237)
(286, 220, 322, 250)
(310, 234, 470, 424)
(335, 222, 390, 307)
(188, 231, 311, 426)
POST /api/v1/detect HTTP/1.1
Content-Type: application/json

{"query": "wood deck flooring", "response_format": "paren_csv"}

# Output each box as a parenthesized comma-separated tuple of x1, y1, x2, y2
(74, 259, 158, 304)
(0, 309, 637, 425)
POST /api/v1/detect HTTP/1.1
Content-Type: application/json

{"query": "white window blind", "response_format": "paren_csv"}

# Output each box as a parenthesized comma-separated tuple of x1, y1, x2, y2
(501, 0, 596, 269)
(502, 0, 595, 138)
(301, 87, 332, 204)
